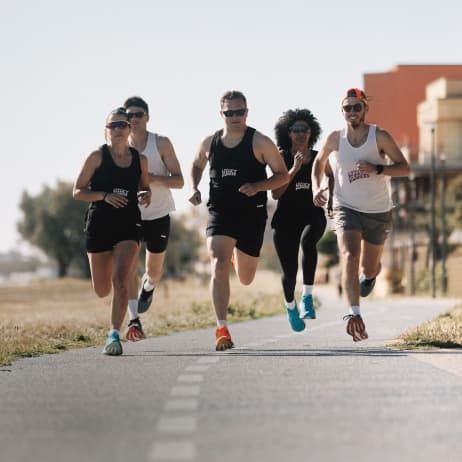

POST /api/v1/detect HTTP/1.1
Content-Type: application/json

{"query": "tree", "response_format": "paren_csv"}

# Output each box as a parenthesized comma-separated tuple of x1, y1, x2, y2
(17, 181, 89, 277)
(160, 216, 202, 277)
(317, 230, 339, 267)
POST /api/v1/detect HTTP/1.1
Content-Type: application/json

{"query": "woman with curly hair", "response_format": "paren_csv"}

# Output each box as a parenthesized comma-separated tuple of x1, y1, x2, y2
(271, 108, 328, 332)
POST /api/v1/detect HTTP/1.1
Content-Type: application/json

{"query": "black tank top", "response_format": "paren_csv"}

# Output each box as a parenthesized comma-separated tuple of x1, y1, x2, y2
(271, 149, 324, 227)
(88, 144, 141, 223)
(207, 127, 267, 213)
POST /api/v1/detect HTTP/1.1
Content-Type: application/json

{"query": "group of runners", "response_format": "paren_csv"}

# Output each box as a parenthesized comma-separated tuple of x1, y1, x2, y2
(73, 88, 410, 355)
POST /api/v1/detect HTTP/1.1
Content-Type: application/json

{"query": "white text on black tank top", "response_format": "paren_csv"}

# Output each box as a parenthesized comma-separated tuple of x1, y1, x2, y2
(295, 182, 311, 191)
(222, 168, 238, 177)
(113, 187, 129, 197)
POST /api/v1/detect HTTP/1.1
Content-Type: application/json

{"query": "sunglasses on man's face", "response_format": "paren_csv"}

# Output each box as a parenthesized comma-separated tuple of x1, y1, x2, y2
(223, 108, 247, 118)
(290, 126, 310, 134)
(343, 103, 363, 113)
(127, 111, 145, 120)
(106, 121, 130, 130)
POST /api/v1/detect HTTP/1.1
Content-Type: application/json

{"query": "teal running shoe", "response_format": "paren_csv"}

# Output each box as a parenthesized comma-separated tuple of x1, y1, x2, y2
(103, 330, 123, 356)
(286, 304, 305, 332)
(299, 294, 316, 319)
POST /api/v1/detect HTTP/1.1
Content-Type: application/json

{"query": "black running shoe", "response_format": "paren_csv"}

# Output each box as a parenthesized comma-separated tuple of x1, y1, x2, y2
(138, 274, 154, 313)
(359, 274, 376, 297)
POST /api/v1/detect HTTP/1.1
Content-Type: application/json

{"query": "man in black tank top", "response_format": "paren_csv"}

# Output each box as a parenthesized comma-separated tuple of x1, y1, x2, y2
(189, 90, 290, 351)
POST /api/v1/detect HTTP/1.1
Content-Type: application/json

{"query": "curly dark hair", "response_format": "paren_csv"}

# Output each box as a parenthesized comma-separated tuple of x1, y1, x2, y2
(274, 108, 321, 151)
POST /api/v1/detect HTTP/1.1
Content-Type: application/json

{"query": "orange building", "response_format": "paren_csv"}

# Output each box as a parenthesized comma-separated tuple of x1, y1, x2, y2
(363, 64, 462, 161)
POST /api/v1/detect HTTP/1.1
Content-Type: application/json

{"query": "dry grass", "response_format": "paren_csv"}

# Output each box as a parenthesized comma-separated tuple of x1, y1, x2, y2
(395, 305, 462, 349)
(0, 271, 284, 365)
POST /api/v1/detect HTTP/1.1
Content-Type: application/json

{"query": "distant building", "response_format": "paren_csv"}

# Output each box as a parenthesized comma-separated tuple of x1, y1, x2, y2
(417, 77, 462, 166)
(364, 64, 462, 161)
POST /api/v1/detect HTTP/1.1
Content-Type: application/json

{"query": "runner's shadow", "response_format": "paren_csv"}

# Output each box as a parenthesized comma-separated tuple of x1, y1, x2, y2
(135, 347, 405, 358)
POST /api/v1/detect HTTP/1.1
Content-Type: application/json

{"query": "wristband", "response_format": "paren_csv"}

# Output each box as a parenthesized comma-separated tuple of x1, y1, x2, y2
(102, 192, 108, 201)
(376, 164, 384, 175)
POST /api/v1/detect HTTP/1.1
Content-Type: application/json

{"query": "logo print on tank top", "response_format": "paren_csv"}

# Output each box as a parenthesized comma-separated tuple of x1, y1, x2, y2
(222, 168, 237, 177)
(348, 170, 369, 183)
(113, 187, 129, 197)
(295, 182, 311, 191)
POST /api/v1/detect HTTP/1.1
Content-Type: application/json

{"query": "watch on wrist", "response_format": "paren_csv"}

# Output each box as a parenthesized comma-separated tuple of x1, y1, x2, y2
(376, 164, 384, 175)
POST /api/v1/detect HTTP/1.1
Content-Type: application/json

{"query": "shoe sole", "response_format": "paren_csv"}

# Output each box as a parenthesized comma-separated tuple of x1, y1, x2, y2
(126, 331, 146, 342)
(346, 319, 368, 342)
(300, 312, 316, 320)
(103, 342, 123, 355)
(216, 339, 234, 351)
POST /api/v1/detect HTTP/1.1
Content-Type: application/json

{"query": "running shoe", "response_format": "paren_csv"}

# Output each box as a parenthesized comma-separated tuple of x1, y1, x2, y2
(359, 274, 376, 297)
(286, 304, 306, 332)
(103, 330, 123, 356)
(299, 294, 316, 319)
(138, 274, 155, 313)
(126, 317, 146, 342)
(215, 325, 234, 351)
(343, 314, 368, 342)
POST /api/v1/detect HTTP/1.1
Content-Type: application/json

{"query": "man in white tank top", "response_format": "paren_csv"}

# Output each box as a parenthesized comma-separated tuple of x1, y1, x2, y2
(312, 88, 410, 342)
(123, 96, 184, 341)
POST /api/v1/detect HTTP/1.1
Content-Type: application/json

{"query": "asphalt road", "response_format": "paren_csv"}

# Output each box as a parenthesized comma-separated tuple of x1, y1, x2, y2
(1, 287, 462, 462)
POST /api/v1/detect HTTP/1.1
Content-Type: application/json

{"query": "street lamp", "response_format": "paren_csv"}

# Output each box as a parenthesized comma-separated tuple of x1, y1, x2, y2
(440, 153, 448, 294)
(430, 126, 436, 298)
(409, 172, 416, 296)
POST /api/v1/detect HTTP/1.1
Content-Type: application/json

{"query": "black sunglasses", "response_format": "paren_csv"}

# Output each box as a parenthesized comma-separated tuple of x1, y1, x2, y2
(290, 126, 310, 134)
(127, 111, 146, 119)
(223, 108, 247, 117)
(343, 103, 363, 113)
(106, 121, 130, 130)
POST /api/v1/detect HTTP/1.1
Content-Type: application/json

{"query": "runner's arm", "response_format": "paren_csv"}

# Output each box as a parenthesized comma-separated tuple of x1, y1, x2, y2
(138, 154, 151, 207)
(189, 136, 212, 205)
(151, 136, 184, 189)
(73, 150, 105, 202)
(312, 131, 338, 207)
(239, 133, 289, 197)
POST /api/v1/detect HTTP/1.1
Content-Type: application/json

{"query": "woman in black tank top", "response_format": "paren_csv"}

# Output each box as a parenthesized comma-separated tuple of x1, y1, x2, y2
(271, 109, 328, 332)
(73, 107, 151, 356)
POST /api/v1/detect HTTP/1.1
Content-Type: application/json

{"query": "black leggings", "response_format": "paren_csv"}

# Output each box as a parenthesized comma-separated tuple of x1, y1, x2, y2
(273, 216, 326, 302)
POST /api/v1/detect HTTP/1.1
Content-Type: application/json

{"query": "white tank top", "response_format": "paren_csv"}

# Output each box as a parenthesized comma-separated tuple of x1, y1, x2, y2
(134, 132, 176, 220)
(329, 125, 393, 213)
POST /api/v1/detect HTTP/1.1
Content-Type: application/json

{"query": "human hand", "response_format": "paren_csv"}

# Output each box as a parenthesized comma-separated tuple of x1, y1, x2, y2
(189, 189, 202, 206)
(356, 160, 374, 175)
(312, 186, 329, 207)
(104, 193, 128, 208)
(292, 151, 304, 171)
(238, 182, 259, 197)
(137, 190, 151, 207)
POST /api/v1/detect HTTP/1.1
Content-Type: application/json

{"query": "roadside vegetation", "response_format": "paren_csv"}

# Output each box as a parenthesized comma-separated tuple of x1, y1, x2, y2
(0, 271, 284, 366)
(394, 304, 462, 349)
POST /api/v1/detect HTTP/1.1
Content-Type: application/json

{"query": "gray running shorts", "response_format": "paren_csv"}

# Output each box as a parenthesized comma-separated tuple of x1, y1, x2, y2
(332, 206, 392, 245)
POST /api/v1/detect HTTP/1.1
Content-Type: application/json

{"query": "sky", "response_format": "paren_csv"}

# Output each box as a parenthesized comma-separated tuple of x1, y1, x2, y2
(1, 0, 461, 253)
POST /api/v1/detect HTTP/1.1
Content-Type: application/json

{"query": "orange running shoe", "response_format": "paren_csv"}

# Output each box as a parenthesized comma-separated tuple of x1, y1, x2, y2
(126, 317, 146, 342)
(343, 314, 368, 342)
(215, 325, 234, 351)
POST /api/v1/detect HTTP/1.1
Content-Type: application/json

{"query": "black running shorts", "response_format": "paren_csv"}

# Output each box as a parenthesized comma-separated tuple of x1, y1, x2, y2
(140, 214, 170, 253)
(85, 209, 141, 253)
(206, 207, 267, 257)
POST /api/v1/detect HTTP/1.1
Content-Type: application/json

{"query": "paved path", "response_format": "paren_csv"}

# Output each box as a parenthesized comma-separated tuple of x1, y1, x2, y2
(1, 288, 462, 462)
